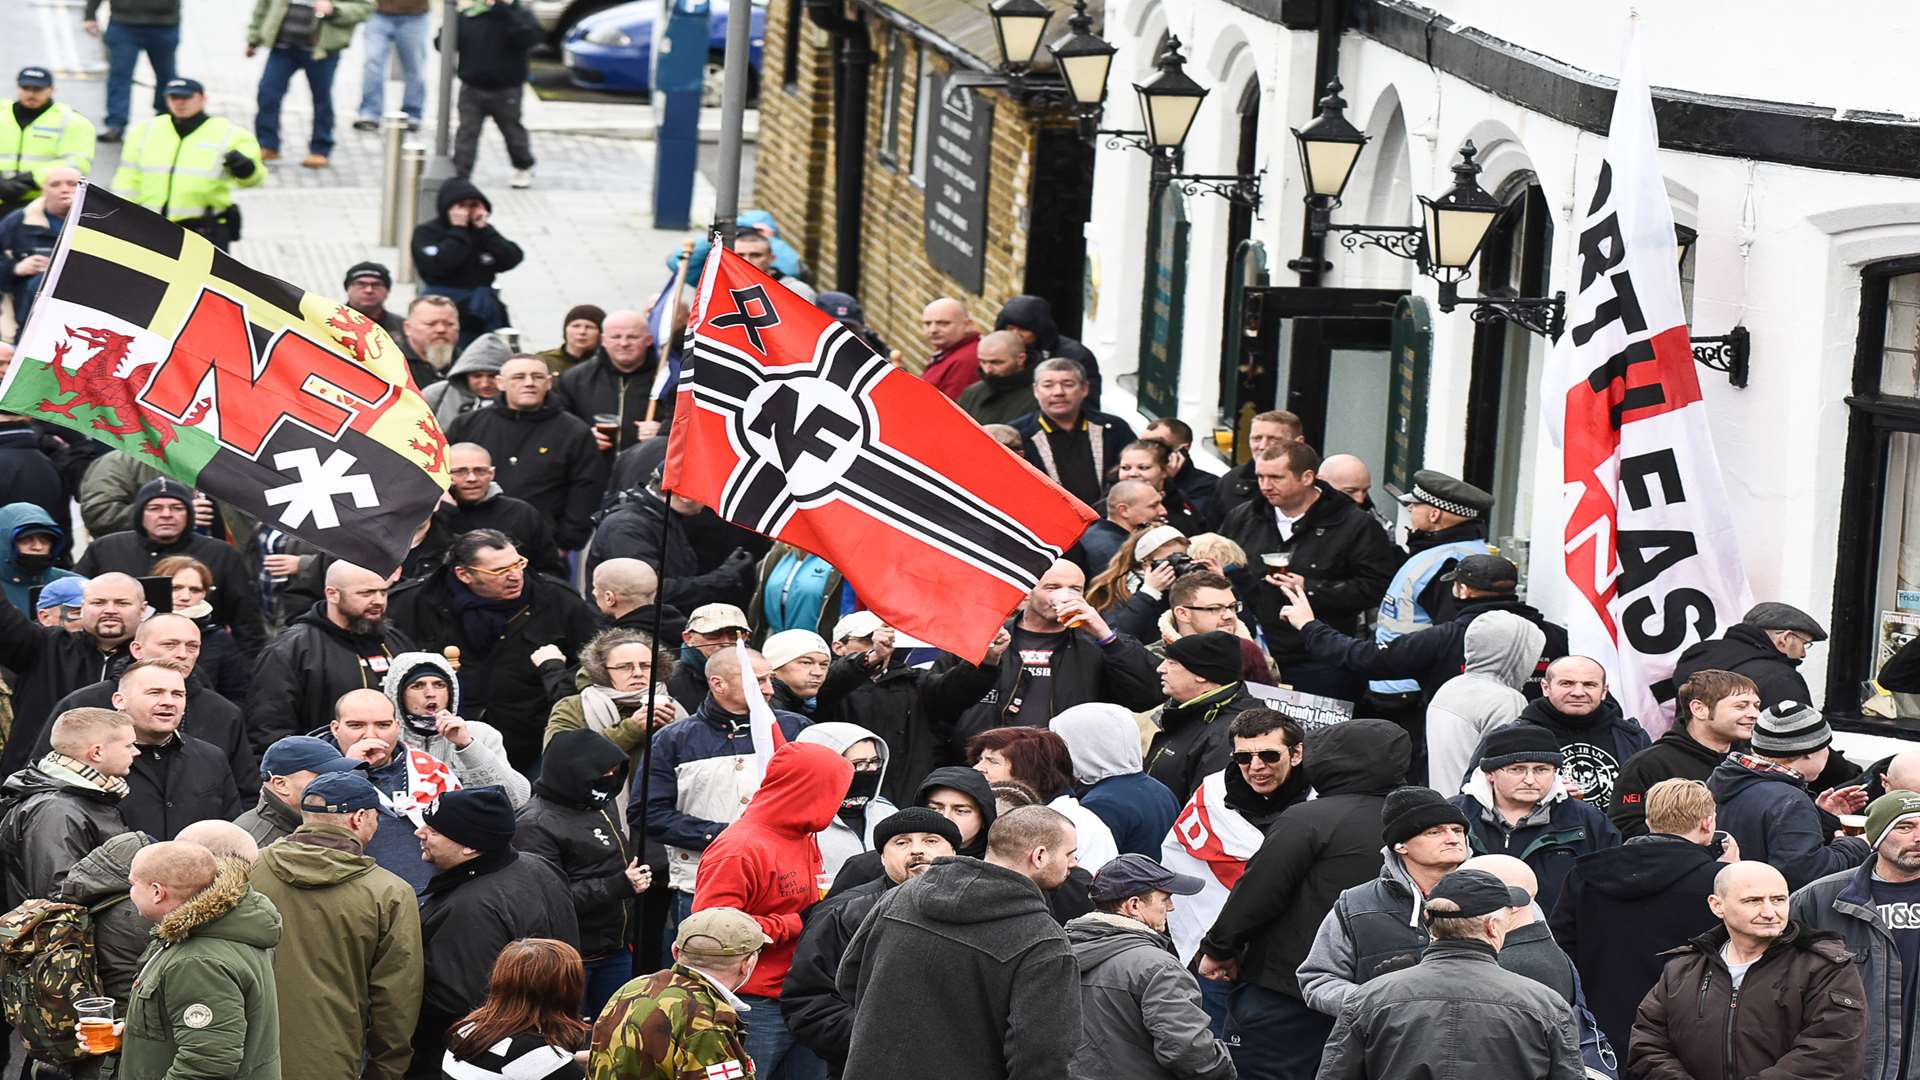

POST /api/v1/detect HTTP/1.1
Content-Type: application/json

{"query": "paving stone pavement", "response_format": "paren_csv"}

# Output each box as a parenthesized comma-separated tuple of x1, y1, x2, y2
(13, 0, 749, 350)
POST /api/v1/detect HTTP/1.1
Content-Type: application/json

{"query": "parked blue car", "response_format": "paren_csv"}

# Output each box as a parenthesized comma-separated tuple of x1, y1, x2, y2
(563, 0, 765, 101)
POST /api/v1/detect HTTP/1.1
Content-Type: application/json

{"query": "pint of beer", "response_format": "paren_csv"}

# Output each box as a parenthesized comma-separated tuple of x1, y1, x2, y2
(75, 997, 118, 1054)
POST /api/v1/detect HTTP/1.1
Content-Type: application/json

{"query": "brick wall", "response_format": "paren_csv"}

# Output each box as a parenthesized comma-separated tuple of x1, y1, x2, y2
(754, 3, 1057, 372)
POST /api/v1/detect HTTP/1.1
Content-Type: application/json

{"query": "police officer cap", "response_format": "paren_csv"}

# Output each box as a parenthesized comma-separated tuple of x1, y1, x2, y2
(163, 78, 205, 97)
(1399, 470, 1493, 519)
(17, 68, 52, 89)
(675, 908, 771, 959)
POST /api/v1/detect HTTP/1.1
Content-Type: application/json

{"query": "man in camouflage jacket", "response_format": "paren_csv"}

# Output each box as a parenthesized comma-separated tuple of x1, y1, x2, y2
(590, 906, 767, 1080)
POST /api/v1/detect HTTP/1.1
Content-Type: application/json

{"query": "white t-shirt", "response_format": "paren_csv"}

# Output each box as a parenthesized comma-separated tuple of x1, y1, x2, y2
(1273, 506, 1304, 541)
(1720, 942, 1757, 990)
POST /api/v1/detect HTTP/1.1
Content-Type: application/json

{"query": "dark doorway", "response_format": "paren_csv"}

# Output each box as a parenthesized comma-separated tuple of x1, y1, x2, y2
(1024, 126, 1095, 340)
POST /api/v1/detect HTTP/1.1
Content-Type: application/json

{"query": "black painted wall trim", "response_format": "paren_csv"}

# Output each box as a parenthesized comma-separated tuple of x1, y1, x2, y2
(1346, 0, 1920, 180)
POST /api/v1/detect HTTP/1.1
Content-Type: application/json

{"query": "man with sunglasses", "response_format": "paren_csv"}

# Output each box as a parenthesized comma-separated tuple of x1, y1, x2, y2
(1671, 601, 1827, 712)
(388, 528, 599, 771)
(1448, 724, 1619, 914)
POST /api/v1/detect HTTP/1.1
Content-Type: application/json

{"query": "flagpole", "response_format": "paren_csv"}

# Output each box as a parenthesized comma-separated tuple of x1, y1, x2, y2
(631, 493, 680, 938)
(645, 238, 697, 424)
(708, 0, 754, 250)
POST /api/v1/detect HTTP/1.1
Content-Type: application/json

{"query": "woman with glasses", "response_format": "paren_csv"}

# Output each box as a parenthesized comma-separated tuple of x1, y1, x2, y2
(794, 722, 897, 881)
(543, 628, 684, 820)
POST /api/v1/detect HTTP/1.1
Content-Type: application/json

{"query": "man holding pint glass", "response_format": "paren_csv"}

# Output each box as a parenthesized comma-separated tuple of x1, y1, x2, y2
(931, 558, 1162, 758)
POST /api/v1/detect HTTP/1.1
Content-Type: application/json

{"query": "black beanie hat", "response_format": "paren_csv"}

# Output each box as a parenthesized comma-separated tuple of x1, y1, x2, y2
(872, 807, 962, 852)
(422, 786, 517, 852)
(1381, 785, 1470, 847)
(1165, 631, 1242, 686)
(1477, 724, 1565, 771)
(344, 260, 392, 289)
(563, 304, 606, 330)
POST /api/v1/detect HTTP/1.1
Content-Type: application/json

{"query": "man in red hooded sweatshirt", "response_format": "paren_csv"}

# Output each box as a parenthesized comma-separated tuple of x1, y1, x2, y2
(693, 740, 854, 1078)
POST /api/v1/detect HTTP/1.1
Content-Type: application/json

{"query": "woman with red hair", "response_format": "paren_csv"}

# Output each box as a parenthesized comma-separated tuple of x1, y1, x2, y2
(966, 726, 1120, 876)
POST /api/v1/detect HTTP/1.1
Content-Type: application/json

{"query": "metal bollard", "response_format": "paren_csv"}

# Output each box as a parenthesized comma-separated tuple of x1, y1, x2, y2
(378, 112, 409, 246)
(397, 144, 428, 282)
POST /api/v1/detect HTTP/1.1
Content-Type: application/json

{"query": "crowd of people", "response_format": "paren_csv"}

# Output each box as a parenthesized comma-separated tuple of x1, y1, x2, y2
(0, 18, 1913, 1079)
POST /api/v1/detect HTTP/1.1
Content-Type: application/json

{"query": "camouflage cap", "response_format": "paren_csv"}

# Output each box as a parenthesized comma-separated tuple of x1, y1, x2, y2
(675, 908, 769, 959)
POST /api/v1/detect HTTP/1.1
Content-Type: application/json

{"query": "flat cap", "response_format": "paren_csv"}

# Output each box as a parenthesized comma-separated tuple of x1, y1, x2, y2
(1744, 602, 1827, 642)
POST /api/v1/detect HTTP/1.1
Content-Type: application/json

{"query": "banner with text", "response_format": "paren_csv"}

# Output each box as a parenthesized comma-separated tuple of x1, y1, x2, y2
(1527, 21, 1753, 735)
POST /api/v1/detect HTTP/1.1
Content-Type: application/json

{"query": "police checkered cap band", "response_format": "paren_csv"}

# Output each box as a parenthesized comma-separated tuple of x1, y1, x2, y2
(1411, 485, 1480, 518)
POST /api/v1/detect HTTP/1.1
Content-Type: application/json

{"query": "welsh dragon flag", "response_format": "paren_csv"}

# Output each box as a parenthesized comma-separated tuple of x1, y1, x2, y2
(1526, 22, 1753, 734)
(0, 183, 450, 575)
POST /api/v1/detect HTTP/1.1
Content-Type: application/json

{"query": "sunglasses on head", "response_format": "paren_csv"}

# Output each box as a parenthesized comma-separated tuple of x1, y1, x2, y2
(1232, 749, 1288, 766)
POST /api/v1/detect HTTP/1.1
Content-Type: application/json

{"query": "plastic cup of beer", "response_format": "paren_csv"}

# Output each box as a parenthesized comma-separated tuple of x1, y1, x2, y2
(75, 998, 118, 1054)
(592, 413, 619, 441)
(1262, 552, 1292, 574)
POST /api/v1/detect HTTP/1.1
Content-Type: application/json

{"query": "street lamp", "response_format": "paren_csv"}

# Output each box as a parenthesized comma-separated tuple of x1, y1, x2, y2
(989, 0, 1054, 73)
(1133, 37, 1209, 153)
(1291, 80, 1369, 209)
(1418, 141, 1564, 340)
(1048, 0, 1116, 132)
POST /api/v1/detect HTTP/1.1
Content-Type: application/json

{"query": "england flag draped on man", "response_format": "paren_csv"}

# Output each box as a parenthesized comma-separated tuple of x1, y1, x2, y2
(1528, 20, 1753, 734)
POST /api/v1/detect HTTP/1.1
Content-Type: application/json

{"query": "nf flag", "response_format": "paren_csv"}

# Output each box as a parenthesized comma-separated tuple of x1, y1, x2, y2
(1528, 21, 1752, 734)
(0, 184, 451, 575)
(664, 247, 1096, 663)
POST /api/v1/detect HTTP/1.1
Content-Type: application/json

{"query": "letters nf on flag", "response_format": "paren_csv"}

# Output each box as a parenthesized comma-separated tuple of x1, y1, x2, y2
(663, 248, 1097, 663)
(1526, 20, 1752, 735)
(0, 183, 451, 575)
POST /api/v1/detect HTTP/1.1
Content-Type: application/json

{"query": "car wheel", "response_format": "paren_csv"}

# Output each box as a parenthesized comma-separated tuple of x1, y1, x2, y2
(702, 50, 760, 109)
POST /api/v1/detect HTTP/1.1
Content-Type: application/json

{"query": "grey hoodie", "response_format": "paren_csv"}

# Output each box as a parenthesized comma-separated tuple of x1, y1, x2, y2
(1425, 612, 1548, 795)
(794, 721, 896, 884)
(378, 650, 529, 808)
(421, 332, 509, 428)
(1065, 912, 1236, 1080)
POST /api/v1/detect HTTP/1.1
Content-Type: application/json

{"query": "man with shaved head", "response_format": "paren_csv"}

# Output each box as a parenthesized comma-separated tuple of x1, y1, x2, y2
(1072, 478, 1164, 575)
(1518, 655, 1650, 814)
(555, 308, 665, 455)
(644, 644, 812, 951)
(593, 556, 687, 642)
(104, 841, 282, 1080)
(410, 441, 564, 578)
(37, 612, 256, 795)
(920, 297, 982, 400)
(177, 818, 261, 866)
(1635, 860, 1864, 1079)
(0, 570, 145, 775)
(447, 354, 607, 549)
(248, 560, 416, 751)
(957, 329, 1038, 426)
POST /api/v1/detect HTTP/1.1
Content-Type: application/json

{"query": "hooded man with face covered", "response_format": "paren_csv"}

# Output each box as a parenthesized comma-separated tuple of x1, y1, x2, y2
(691, 740, 854, 1080)
(377, 651, 527, 807)
(827, 764, 1000, 896)
(513, 728, 650, 1017)
(795, 722, 897, 883)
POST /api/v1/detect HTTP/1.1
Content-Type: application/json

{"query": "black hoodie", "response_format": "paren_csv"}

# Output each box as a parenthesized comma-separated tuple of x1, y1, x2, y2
(410, 179, 525, 290)
(73, 477, 267, 656)
(994, 294, 1103, 407)
(1670, 622, 1813, 710)
(826, 766, 998, 895)
(1199, 718, 1410, 998)
(444, 398, 606, 549)
(513, 729, 635, 957)
(1546, 833, 1723, 1049)
(1609, 723, 1734, 839)
(246, 602, 417, 752)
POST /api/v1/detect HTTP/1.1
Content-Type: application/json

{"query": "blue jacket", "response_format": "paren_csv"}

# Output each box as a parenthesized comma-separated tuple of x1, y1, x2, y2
(0, 501, 76, 616)
(1708, 754, 1871, 891)
(637, 695, 809, 893)
(1079, 773, 1178, 861)
(1452, 775, 1620, 915)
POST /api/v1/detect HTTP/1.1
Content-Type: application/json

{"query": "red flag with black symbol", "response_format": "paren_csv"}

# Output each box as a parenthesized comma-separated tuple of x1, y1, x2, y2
(663, 248, 1096, 663)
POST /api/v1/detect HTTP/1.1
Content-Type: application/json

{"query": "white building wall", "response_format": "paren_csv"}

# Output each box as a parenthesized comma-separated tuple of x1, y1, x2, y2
(1088, 0, 1920, 703)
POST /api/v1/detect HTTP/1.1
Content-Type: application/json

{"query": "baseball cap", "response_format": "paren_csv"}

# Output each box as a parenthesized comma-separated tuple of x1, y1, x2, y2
(832, 609, 885, 642)
(259, 735, 361, 780)
(34, 577, 87, 611)
(675, 907, 771, 959)
(1427, 868, 1530, 918)
(686, 603, 751, 635)
(163, 78, 204, 97)
(1442, 554, 1519, 592)
(814, 291, 865, 324)
(1087, 853, 1206, 903)
(299, 771, 383, 814)
(17, 67, 52, 89)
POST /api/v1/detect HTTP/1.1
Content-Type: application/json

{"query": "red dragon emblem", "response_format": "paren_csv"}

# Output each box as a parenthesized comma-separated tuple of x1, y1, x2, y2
(326, 305, 385, 366)
(39, 326, 210, 458)
(408, 418, 448, 473)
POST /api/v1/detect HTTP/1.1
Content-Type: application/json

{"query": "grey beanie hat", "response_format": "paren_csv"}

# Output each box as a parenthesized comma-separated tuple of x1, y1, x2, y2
(1750, 700, 1831, 756)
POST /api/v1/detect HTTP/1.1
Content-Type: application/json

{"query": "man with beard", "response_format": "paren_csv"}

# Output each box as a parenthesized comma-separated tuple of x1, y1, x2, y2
(399, 294, 459, 388)
(1066, 855, 1230, 1080)
(116, 658, 241, 839)
(75, 477, 267, 655)
(554, 308, 664, 454)
(387, 529, 597, 769)
(249, 561, 414, 750)
(0, 571, 144, 776)
(1516, 656, 1651, 814)
(409, 442, 564, 578)
(446, 356, 607, 550)
(784, 807, 965, 1075)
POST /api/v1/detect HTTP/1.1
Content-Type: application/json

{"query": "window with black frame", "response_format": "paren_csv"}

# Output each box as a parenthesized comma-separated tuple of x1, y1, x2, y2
(1833, 260, 1920, 726)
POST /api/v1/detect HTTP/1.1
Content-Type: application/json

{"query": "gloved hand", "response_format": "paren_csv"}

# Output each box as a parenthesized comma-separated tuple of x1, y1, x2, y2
(0, 172, 34, 201)
(222, 149, 255, 177)
(720, 547, 758, 581)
